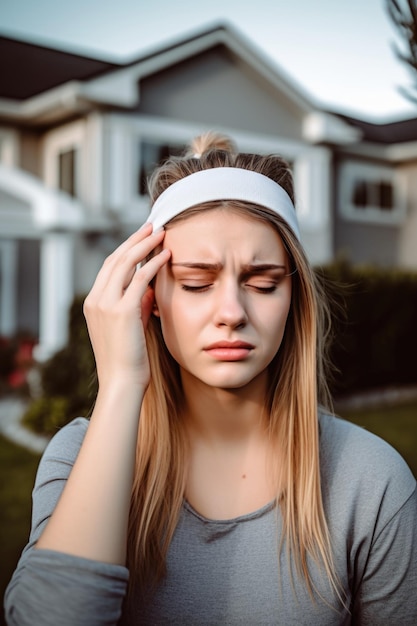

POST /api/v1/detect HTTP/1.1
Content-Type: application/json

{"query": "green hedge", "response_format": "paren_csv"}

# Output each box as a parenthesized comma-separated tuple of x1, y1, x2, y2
(319, 260, 417, 397)
(23, 263, 417, 435)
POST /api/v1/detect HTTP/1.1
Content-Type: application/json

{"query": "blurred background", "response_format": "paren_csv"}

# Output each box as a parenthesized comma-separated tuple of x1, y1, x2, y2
(1, 0, 417, 620)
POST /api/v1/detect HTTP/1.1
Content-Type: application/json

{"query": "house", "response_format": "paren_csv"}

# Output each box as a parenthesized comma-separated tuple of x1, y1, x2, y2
(1, 23, 417, 360)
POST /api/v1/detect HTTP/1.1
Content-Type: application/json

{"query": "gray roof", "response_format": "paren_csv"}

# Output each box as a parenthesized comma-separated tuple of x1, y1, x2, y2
(0, 35, 121, 100)
(0, 25, 230, 102)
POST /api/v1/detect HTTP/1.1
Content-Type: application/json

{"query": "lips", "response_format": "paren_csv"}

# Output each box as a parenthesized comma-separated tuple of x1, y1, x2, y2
(203, 341, 254, 361)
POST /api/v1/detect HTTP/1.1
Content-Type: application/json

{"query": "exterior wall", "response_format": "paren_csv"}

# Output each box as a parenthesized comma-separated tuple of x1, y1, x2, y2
(334, 219, 402, 266)
(138, 46, 305, 141)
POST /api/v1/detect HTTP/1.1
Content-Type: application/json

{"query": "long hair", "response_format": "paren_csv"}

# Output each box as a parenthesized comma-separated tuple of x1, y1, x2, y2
(127, 132, 340, 602)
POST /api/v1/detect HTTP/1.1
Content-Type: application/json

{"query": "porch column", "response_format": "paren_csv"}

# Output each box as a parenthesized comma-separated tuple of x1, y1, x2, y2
(0, 240, 18, 336)
(36, 232, 74, 362)
(293, 147, 333, 265)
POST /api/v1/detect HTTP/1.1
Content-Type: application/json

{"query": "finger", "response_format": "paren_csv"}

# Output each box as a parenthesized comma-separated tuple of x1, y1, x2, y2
(123, 248, 171, 313)
(100, 223, 155, 275)
(103, 231, 167, 302)
(112, 223, 153, 259)
(90, 229, 165, 302)
(88, 224, 154, 293)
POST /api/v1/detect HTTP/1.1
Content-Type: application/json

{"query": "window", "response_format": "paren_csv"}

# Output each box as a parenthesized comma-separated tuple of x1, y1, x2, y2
(340, 161, 405, 224)
(58, 148, 77, 197)
(352, 179, 393, 211)
(138, 141, 185, 196)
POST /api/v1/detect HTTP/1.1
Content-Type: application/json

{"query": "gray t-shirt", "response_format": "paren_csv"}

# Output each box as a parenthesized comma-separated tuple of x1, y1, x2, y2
(4, 413, 417, 625)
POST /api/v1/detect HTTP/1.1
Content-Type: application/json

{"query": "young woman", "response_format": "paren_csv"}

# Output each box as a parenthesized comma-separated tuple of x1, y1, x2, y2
(5, 133, 417, 625)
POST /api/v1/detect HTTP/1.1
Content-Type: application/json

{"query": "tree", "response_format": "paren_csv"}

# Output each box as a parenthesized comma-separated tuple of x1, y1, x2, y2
(386, 0, 417, 103)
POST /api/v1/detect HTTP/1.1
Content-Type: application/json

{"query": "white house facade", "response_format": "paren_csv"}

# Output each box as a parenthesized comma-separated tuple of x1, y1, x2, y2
(1, 25, 416, 358)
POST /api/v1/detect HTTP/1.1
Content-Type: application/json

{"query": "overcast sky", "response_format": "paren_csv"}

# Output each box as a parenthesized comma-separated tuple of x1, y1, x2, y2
(1, 0, 417, 121)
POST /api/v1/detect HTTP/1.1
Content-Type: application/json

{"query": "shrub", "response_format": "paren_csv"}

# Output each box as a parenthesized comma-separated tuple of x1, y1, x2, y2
(319, 260, 417, 397)
(22, 396, 70, 437)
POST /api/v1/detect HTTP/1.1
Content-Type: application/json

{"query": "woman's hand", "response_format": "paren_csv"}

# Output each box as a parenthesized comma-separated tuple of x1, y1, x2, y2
(83, 223, 170, 391)
(35, 224, 169, 564)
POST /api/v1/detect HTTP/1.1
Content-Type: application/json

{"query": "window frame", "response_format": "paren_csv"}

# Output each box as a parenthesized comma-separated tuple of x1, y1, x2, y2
(340, 160, 406, 225)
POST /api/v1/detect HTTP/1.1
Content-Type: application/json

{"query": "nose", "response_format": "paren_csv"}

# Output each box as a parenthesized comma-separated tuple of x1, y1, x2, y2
(213, 279, 248, 329)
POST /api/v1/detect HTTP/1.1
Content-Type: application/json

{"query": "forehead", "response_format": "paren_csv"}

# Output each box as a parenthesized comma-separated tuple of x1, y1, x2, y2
(164, 209, 286, 261)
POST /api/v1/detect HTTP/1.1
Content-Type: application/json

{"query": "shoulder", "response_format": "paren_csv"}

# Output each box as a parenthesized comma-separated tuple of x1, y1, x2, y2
(319, 412, 416, 523)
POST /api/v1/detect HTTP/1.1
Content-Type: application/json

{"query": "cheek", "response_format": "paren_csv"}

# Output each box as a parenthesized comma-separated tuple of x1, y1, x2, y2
(259, 290, 291, 327)
(156, 293, 196, 351)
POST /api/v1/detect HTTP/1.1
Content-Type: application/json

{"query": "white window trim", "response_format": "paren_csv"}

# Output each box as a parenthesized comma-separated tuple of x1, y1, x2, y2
(340, 160, 406, 225)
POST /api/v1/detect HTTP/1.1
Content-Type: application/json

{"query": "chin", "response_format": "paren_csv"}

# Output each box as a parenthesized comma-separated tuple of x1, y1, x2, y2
(188, 369, 267, 391)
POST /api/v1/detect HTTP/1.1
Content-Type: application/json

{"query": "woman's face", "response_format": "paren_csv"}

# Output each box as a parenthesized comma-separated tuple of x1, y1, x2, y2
(154, 209, 292, 392)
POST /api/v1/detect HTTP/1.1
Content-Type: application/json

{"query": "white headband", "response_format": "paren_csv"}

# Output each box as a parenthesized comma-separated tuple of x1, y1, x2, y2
(146, 167, 301, 240)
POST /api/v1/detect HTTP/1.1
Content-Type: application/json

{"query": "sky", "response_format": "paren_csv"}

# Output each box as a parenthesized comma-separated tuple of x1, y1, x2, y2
(1, 0, 417, 121)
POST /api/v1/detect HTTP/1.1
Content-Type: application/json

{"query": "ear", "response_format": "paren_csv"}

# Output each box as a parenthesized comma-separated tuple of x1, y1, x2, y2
(152, 300, 160, 317)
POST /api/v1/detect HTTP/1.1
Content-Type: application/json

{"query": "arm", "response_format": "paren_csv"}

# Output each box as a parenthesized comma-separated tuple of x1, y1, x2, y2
(351, 485, 417, 625)
(5, 225, 170, 625)
(35, 223, 170, 565)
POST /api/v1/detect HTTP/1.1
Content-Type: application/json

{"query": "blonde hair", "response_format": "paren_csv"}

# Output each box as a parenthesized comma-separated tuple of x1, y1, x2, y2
(128, 132, 341, 604)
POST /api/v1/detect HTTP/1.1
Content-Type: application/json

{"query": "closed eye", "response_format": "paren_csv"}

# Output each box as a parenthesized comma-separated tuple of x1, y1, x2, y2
(182, 282, 280, 293)
(246, 283, 278, 294)
(181, 284, 212, 292)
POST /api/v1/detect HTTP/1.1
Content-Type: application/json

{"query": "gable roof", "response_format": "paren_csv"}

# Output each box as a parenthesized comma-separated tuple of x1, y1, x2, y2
(0, 35, 122, 100)
(0, 23, 316, 126)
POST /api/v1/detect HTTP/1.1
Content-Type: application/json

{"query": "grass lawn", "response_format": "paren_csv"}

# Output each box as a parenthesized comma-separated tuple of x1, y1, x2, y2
(0, 435, 40, 625)
(338, 400, 417, 479)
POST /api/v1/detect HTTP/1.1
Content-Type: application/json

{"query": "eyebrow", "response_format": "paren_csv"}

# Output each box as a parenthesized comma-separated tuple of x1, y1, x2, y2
(170, 262, 223, 271)
(170, 262, 287, 272)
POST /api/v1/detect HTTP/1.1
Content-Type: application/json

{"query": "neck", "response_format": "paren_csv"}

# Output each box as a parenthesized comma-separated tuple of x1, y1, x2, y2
(181, 370, 280, 519)
(181, 371, 269, 444)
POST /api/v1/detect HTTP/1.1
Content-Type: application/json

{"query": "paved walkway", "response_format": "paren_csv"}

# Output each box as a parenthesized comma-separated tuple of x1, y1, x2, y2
(0, 396, 50, 454)
(334, 384, 417, 412)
